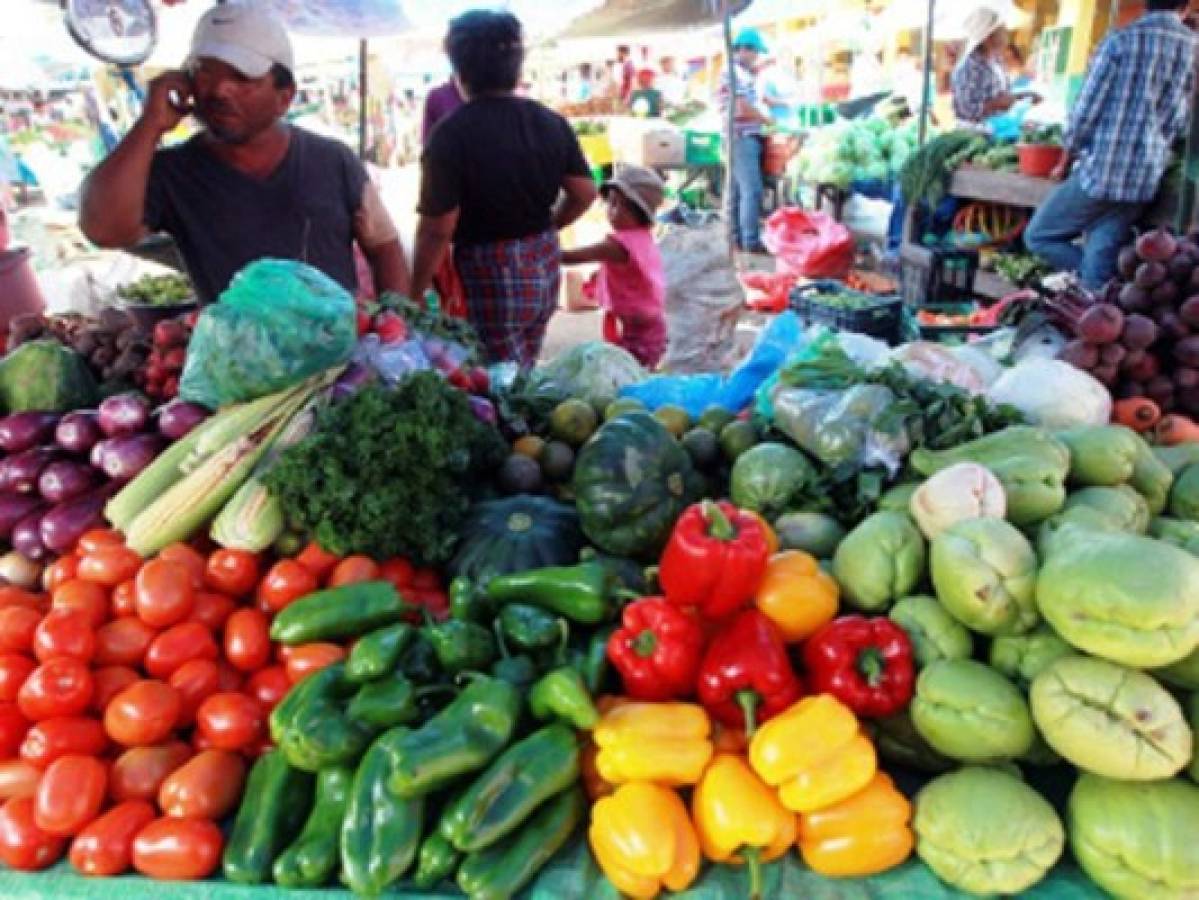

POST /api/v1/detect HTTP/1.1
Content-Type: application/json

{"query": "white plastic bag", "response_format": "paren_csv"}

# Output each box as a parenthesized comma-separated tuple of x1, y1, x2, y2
(987, 358, 1111, 429)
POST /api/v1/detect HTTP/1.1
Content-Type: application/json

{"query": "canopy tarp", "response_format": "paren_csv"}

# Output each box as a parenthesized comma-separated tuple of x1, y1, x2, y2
(559, 0, 751, 39)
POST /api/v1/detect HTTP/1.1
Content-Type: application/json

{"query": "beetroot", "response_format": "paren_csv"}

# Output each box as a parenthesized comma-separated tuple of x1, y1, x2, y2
(1180, 296, 1199, 328)
(1181, 386, 1199, 416)
(1126, 352, 1161, 383)
(1059, 341, 1100, 370)
(1152, 281, 1180, 306)
(1076, 304, 1125, 345)
(1091, 364, 1119, 387)
(1118, 246, 1142, 280)
(1175, 336, 1199, 368)
(1169, 254, 1195, 284)
(1121, 314, 1159, 351)
(1146, 375, 1176, 404)
(1135, 261, 1168, 289)
(1114, 380, 1145, 400)
(1178, 367, 1199, 389)
(1137, 226, 1178, 263)
(1160, 312, 1191, 341)
(1100, 343, 1128, 367)
(1119, 283, 1151, 313)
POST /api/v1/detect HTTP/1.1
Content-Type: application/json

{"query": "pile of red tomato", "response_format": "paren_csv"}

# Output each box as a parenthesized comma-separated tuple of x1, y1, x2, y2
(0, 531, 446, 881)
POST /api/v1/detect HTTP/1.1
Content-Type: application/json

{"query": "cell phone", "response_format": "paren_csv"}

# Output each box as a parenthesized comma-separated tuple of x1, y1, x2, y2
(166, 72, 194, 115)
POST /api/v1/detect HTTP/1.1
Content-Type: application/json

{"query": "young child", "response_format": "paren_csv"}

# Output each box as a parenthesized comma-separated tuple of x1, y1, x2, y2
(562, 165, 667, 369)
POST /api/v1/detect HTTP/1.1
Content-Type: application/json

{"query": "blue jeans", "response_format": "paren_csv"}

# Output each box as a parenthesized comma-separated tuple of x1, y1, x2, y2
(728, 134, 764, 248)
(1024, 171, 1144, 290)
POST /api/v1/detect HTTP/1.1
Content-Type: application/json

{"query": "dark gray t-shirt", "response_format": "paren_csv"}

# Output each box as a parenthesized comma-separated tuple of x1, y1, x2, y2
(145, 126, 367, 303)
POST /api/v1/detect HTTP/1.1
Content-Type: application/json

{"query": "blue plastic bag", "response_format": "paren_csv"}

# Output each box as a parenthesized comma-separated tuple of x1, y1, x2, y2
(179, 259, 357, 408)
(620, 312, 805, 417)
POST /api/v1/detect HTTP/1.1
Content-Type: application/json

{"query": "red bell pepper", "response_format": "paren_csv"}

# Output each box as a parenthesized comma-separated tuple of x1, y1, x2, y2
(803, 616, 915, 719)
(697, 609, 802, 737)
(607, 597, 706, 701)
(660, 501, 770, 620)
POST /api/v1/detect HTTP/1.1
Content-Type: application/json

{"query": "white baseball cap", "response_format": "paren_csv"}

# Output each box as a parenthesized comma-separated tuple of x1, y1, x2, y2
(188, 4, 294, 79)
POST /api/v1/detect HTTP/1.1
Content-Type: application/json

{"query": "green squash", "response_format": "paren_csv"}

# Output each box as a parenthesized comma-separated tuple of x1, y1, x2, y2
(572, 412, 701, 561)
(449, 495, 585, 581)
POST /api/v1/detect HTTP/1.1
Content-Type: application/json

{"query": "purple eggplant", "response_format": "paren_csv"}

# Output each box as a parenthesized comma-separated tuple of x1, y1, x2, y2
(0, 493, 48, 541)
(99, 434, 165, 482)
(90, 439, 110, 470)
(38, 460, 96, 505)
(40, 484, 117, 554)
(0, 446, 60, 494)
(55, 411, 102, 456)
(157, 400, 210, 441)
(0, 412, 61, 455)
(12, 507, 49, 562)
(98, 392, 151, 438)
(469, 395, 498, 426)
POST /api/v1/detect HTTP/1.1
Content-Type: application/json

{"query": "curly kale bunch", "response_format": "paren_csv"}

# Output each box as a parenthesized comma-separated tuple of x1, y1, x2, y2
(266, 373, 506, 565)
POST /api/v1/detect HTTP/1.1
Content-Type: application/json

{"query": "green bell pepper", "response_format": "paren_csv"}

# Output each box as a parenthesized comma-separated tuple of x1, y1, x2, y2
(269, 663, 347, 745)
(346, 623, 415, 683)
(388, 676, 521, 799)
(528, 668, 599, 731)
(423, 617, 496, 674)
(572, 626, 614, 695)
(450, 576, 490, 622)
(270, 581, 411, 645)
(341, 728, 424, 896)
(272, 765, 353, 888)
(438, 724, 580, 853)
(412, 832, 462, 890)
(398, 633, 441, 684)
(485, 562, 613, 624)
(223, 751, 313, 884)
(490, 623, 539, 690)
(499, 603, 566, 652)
(456, 788, 585, 900)
(276, 664, 374, 772)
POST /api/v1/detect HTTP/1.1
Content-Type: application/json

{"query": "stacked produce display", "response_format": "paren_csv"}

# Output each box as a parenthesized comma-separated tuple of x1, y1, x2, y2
(2, 254, 1199, 900)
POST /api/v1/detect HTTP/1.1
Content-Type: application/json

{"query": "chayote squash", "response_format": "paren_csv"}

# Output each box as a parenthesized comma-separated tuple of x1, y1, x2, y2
(1069, 775, 1199, 899)
(832, 511, 926, 612)
(572, 412, 700, 560)
(1169, 463, 1199, 522)
(449, 495, 585, 582)
(729, 442, 815, 521)
(0, 340, 98, 413)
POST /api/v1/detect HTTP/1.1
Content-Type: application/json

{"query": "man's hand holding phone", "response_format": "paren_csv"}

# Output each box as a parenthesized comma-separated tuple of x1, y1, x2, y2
(143, 70, 195, 136)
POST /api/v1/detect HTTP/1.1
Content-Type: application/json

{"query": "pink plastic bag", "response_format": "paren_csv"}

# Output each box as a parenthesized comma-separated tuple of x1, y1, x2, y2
(763, 208, 855, 279)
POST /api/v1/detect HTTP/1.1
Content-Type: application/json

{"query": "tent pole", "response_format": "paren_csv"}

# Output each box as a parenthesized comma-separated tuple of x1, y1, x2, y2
(359, 38, 368, 160)
(723, 8, 737, 259)
(917, 0, 935, 148)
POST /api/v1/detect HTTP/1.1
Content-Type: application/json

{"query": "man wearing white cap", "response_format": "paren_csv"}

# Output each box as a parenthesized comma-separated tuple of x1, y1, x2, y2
(951, 8, 1039, 124)
(80, 4, 409, 303)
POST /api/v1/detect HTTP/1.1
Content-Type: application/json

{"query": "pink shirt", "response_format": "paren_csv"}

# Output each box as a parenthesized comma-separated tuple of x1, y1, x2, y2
(597, 228, 666, 324)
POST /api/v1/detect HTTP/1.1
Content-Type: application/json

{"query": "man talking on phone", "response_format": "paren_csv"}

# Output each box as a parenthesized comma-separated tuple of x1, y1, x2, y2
(80, 5, 410, 303)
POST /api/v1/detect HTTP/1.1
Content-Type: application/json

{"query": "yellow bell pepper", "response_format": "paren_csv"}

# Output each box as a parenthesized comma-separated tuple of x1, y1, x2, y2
(749, 694, 877, 813)
(590, 782, 701, 899)
(798, 772, 914, 877)
(594, 702, 713, 787)
(692, 754, 797, 900)
(754, 551, 840, 643)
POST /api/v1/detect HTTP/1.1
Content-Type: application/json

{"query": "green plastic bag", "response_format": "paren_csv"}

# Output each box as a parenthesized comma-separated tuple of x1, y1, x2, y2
(179, 259, 355, 408)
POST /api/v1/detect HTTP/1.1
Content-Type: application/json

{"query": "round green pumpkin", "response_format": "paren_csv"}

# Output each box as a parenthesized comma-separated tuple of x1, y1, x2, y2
(449, 495, 585, 581)
(572, 412, 700, 560)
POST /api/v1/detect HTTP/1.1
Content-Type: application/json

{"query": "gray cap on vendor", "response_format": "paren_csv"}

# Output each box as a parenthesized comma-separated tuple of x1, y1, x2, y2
(79, 5, 410, 304)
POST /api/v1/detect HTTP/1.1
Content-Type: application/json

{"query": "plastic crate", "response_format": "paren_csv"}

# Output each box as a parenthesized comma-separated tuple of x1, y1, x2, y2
(915, 303, 999, 341)
(900, 246, 979, 307)
(685, 131, 722, 166)
(790, 281, 904, 344)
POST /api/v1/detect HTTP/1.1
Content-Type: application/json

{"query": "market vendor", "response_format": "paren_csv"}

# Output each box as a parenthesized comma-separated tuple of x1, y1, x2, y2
(720, 28, 772, 254)
(1024, 0, 1196, 290)
(951, 8, 1040, 125)
(78, 5, 410, 304)
(409, 10, 597, 367)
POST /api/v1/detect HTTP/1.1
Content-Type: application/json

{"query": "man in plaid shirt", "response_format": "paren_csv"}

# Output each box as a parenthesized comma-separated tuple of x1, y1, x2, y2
(1025, 0, 1197, 289)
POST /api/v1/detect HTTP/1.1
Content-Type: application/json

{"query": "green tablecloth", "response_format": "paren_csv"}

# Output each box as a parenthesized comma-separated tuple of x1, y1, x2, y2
(0, 836, 1104, 899)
